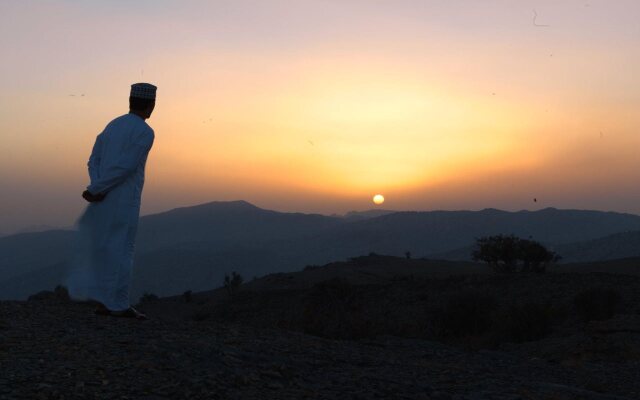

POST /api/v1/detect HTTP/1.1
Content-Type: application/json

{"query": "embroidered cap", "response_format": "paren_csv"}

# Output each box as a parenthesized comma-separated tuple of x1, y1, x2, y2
(130, 83, 157, 100)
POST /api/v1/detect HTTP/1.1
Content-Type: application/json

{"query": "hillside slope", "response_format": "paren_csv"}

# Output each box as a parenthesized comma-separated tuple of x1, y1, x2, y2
(4, 202, 640, 299)
(5, 255, 640, 399)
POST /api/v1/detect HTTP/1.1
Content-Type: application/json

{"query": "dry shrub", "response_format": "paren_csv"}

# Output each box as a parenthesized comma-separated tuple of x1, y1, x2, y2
(433, 290, 498, 339)
(431, 291, 562, 345)
(497, 302, 562, 343)
(53, 285, 70, 300)
(301, 278, 374, 340)
(223, 272, 244, 298)
(574, 287, 621, 322)
(192, 309, 211, 321)
(139, 292, 159, 304)
(28, 285, 70, 302)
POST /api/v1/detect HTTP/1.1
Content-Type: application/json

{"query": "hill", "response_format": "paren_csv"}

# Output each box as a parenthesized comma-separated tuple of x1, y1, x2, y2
(0, 230, 75, 281)
(3, 202, 640, 300)
(341, 209, 397, 221)
(554, 231, 640, 263)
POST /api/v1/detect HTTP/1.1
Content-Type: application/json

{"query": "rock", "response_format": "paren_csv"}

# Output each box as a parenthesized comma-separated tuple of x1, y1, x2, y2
(588, 314, 640, 334)
(4, 275, 640, 399)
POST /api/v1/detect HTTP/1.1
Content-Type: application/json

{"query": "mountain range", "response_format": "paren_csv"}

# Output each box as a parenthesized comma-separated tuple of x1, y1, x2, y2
(3, 200, 640, 300)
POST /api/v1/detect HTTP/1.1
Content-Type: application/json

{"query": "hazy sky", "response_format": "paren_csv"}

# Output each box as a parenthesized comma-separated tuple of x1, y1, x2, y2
(1, 0, 639, 233)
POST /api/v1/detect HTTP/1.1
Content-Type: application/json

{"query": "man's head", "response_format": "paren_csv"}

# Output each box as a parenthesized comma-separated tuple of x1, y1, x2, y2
(129, 83, 157, 119)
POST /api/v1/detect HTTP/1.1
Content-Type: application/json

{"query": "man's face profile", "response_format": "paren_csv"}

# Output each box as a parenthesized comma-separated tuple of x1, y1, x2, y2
(144, 101, 156, 119)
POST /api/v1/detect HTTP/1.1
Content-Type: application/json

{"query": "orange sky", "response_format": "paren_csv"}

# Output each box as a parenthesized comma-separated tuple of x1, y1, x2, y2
(1, 0, 639, 233)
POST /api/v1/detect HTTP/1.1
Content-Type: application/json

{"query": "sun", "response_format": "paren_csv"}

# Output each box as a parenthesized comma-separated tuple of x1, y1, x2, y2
(373, 194, 385, 205)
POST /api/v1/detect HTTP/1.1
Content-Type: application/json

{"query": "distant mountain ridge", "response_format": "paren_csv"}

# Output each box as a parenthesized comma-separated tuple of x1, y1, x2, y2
(135, 200, 342, 253)
(2, 201, 640, 300)
(341, 209, 397, 221)
(554, 231, 640, 263)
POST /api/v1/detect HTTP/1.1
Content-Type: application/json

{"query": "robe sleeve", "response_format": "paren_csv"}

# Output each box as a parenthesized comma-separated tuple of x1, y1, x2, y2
(86, 132, 154, 195)
(87, 133, 103, 182)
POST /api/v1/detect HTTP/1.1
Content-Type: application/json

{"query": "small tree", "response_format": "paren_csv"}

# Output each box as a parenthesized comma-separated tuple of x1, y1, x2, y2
(519, 239, 561, 273)
(472, 235, 559, 273)
(223, 271, 244, 297)
(472, 234, 520, 272)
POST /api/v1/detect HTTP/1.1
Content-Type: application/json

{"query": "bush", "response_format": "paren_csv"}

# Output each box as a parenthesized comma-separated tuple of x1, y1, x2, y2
(192, 309, 211, 321)
(431, 291, 562, 344)
(433, 290, 498, 339)
(574, 287, 621, 322)
(139, 292, 158, 304)
(28, 285, 70, 302)
(223, 272, 244, 297)
(182, 290, 192, 303)
(301, 278, 373, 339)
(53, 285, 70, 300)
(498, 302, 560, 343)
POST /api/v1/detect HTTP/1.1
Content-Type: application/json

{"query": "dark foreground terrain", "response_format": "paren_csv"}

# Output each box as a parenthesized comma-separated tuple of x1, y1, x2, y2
(2, 255, 640, 399)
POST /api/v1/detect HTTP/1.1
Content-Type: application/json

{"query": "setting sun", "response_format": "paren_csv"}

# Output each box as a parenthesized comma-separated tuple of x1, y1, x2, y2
(373, 194, 385, 205)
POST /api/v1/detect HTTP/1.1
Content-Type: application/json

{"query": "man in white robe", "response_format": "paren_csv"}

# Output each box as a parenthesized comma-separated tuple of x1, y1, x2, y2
(67, 83, 156, 319)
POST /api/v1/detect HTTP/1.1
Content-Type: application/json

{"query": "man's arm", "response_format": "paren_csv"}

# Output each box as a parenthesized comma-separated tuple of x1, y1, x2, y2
(86, 132, 154, 196)
(87, 133, 103, 182)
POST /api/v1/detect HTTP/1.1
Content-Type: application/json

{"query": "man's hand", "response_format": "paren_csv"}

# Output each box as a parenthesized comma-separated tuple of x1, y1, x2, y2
(82, 190, 106, 203)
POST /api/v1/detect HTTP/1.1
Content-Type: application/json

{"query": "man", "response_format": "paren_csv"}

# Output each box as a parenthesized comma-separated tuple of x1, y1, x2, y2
(67, 83, 156, 320)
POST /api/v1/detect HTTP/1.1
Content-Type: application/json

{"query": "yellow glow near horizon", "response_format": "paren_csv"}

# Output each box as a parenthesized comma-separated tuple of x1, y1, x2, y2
(139, 52, 541, 200)
(373, 194, 385, 205)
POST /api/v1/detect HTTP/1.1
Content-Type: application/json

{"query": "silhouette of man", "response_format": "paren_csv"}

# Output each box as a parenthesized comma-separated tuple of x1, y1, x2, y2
(67, 83, 156, 320)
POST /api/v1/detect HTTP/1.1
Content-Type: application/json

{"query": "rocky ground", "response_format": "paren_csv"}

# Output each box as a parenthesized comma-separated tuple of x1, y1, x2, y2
(2, 255, 640, 399)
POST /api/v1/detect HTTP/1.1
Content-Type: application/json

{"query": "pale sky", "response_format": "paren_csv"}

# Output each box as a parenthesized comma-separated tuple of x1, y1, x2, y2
(1, 0, 639, 234)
